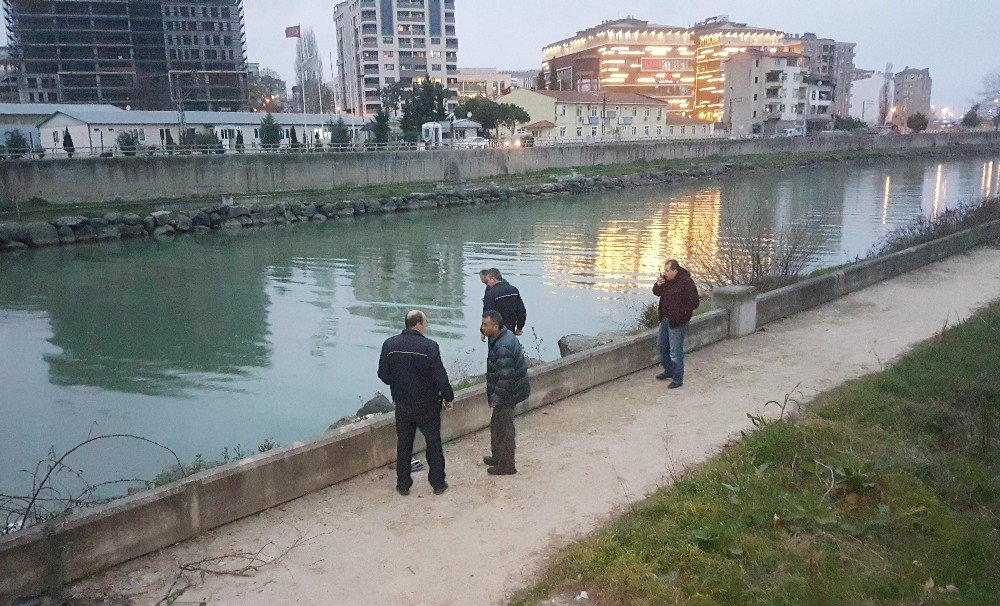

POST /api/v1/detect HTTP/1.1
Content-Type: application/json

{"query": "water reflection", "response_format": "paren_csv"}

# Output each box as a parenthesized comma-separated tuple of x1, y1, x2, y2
(0, 154, 997, 495)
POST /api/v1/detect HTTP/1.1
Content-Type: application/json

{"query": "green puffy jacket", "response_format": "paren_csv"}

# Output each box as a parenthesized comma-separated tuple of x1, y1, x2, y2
(486, 327, 531, 407)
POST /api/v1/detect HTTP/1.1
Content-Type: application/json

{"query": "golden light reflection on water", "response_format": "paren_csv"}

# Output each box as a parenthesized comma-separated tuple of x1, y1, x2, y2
(983, 161, 996, 199)
(543, 188, 722, 294)
(933, 164, 943, 218)
(882, 176, 892, 225)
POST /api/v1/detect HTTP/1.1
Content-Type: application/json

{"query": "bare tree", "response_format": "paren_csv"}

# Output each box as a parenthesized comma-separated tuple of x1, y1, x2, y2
(294, 28, 325, 114)
(689, 198, 820, 292)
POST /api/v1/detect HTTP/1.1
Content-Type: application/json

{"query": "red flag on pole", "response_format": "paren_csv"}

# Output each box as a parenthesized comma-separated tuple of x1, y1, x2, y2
(284, 25, 301, 38)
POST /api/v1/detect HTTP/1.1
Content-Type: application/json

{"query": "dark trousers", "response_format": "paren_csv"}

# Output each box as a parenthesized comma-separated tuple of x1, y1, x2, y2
(490, 405, 516, 471)
(395, 411, 446, 491)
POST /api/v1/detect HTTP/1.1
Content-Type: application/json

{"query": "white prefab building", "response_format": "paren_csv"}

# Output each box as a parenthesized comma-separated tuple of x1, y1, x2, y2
(36, 110, 368, 157)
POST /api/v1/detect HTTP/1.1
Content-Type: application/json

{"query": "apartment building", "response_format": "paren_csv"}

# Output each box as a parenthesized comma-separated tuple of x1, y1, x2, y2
(538, 15, 786, 121)
(786, 32, 856, 128)
(506, 69, 538, 91)
(539, 18, 696, 113)
(687, 15, 786, 122)
(455, 67, 510, 99)
(334, 0, 458, 116)
(893, 67, 932, 126)
(723, 50, 806, 137)
(498, 88, 715, 141)
(3, 0, 249, 110)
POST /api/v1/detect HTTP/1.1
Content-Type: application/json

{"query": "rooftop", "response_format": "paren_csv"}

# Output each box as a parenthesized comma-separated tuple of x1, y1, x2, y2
(37, 109, 367, 127)
(532, 90, 671, 106)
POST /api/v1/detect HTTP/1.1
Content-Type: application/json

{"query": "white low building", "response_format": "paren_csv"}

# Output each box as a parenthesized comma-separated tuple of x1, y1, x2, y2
(36, 109, 368, 157)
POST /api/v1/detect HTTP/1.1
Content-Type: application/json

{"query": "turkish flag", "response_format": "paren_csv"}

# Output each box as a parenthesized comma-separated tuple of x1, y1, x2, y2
(501, 86, 512, 96)
(285, 25, 301, 38)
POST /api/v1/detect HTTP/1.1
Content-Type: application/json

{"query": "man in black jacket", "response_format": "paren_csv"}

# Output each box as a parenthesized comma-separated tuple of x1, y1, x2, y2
(480, 268, 527, 336)
(480, 310, 530, 476)
(378, 310, 455, 496)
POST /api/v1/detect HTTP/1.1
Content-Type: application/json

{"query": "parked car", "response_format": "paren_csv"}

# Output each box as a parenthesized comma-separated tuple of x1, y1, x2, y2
(503, 134, 535, 148)
(457, 136, 489, 149)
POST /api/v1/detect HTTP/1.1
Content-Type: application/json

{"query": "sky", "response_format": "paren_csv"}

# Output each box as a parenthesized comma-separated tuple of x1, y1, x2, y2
(242, 0, 1000, 113)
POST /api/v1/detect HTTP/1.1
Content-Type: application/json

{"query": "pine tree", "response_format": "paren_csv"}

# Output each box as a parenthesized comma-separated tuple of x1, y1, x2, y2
(62, 128, 75, 158)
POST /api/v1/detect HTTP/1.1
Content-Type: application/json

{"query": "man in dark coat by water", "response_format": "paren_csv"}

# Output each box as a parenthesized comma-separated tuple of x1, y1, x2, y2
(480, 310, 530, 475)
(378, 310, 454, 495)
(652, 259, 700, 389)
(480, 268, 527, 336)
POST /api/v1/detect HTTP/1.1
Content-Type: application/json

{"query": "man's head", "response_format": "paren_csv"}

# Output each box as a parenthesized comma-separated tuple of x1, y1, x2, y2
(662, 259, 680, 281)
(405, 310, 427, 334)
(479, 268, 503, 286)
(480, 310, 504, 338)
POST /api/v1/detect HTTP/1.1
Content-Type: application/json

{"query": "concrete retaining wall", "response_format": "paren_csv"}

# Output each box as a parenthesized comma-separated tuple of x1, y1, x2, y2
(2, 220, 999, 601)
(2, 131, 998, 206)
(757, 220, 1000, 325)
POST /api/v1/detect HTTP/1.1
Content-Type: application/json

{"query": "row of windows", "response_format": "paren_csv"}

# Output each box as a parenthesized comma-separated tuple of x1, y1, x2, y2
(165, 6, 233, 19)
(552, 124, 706, 138)
(170, 48, 238, 60)
(167, 34, 235, 47)
(558, 104, 666, 120)
(166, 21, 235, 32)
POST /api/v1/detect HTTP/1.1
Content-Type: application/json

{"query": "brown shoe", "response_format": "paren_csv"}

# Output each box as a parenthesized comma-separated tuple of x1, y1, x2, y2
(487, 466, 517, 476)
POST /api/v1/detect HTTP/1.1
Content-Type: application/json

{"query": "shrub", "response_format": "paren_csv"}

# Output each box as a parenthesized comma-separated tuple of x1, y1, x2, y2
(3, 129, 29, 159)
(115, 131, 139, 156)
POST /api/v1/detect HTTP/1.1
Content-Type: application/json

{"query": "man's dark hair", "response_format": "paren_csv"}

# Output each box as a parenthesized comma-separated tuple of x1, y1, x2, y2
(665, 259, 680, 271)
(405, 310, 425, 328)
(482, 310, 504, 326)
(478, 269, 490, 277)
(487, 268, 503, 281)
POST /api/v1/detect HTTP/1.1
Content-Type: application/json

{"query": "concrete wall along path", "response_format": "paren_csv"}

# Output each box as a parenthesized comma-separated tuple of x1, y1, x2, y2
(1, 132, 999, 206)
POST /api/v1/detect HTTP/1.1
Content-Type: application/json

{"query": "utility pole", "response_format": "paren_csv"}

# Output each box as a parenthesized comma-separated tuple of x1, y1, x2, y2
(601, 91, 607, 138)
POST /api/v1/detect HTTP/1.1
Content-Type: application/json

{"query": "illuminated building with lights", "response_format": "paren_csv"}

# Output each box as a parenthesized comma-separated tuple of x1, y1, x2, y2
(539, 18, 697, 114)
(539, 16, 788, 121)
(687, 15, 786, 122)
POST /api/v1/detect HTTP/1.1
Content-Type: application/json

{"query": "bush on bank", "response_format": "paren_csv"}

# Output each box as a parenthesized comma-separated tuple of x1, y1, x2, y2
(513, 301, 1000, 605)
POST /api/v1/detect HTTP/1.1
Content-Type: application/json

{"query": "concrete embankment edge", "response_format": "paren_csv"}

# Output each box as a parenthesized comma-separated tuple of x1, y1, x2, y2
(2, 219, 1000, 601)
(2, 132, 998, 206)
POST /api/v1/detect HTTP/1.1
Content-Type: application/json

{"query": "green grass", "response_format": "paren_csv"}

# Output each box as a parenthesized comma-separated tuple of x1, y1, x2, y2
(512, 301, 1000, 606)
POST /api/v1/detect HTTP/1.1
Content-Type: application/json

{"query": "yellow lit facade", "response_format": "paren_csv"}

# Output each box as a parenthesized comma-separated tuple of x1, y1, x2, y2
(540, 16, 789, 122)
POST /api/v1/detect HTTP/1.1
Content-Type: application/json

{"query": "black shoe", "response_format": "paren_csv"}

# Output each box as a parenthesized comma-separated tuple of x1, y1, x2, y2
(487, 466, 517, 476)
(667, 381, 683, 389)
(433, 482, 448, 495)
(396, 487, 410, 496)
(483, 455, 497, 465)
(656, 372, 672, 381)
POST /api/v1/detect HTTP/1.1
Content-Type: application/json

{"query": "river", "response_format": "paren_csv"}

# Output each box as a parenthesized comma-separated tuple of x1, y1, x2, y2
(1, 154, 998, 498)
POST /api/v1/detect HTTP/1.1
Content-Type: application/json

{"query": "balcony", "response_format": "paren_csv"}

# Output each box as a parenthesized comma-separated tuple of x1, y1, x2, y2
(765, 71, 781, 83)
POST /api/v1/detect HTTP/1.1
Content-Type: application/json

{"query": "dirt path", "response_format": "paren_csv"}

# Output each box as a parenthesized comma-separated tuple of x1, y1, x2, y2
(73, 245, 1000, 606)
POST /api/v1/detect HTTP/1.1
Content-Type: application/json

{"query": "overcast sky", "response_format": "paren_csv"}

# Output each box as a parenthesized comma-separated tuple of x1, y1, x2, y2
(243, 0, 999, 112)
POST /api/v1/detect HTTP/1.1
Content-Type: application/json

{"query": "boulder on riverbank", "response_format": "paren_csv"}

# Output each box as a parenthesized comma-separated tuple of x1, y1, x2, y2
(356, 392, 394, 417)
(557, 332, 627, 357)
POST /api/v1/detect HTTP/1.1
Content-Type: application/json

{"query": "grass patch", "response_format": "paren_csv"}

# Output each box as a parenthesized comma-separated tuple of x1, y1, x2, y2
(513, 301, 1000, 605)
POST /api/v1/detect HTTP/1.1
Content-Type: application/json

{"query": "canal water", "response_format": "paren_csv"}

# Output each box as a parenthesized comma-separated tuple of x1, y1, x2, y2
(1, 155, 998, 497)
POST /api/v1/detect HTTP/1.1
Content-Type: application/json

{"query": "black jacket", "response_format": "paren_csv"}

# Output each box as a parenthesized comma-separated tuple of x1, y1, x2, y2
(652, 267, 700, 327)
(378, 329, 454, 417)
(486, 327, 531, 408)
(483, 280, 527, 332)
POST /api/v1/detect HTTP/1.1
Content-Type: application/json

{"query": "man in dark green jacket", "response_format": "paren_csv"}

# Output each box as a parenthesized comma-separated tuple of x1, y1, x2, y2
(480, 310, 530, 475)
